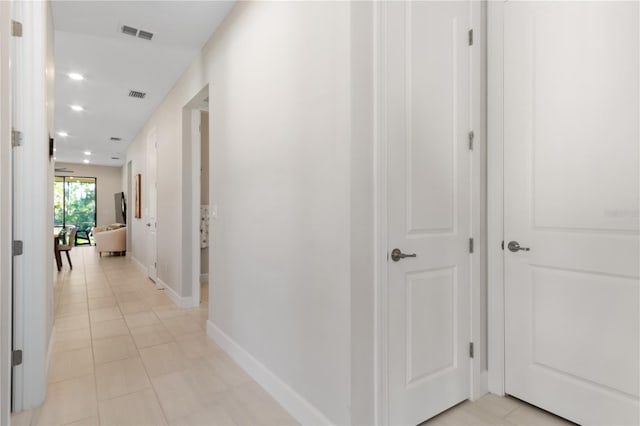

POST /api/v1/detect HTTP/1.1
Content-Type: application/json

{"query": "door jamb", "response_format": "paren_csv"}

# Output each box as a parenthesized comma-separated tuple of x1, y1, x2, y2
(486, 0, 506, 396)
(0, 1, 12, 422)
(182, 85, 209, 309)
(373, 2, 488, 424)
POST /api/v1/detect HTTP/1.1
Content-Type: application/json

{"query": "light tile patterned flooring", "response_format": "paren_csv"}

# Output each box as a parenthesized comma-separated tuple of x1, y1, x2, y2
(12, 247, 297, 426)
(421, 394, 575, 426)
(11, 247, 577, 426)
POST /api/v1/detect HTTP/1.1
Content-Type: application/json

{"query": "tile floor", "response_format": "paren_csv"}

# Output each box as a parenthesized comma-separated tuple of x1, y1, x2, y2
(421, 394, 576, 426)
(12, 247, 297, 426)
(11, 247, 577, 426)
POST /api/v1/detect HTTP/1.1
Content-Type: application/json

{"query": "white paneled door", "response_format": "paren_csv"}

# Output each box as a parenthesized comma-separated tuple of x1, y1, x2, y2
(385, 2, 473, 424)
(504, 2, 640, 425)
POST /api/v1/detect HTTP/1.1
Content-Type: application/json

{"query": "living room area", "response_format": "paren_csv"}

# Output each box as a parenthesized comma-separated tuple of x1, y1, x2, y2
(54, 161, 127, 270)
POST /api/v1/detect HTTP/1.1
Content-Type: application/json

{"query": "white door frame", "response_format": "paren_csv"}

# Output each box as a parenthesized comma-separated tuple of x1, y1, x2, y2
(126, 161, 132, 249)
(146, 128, 158, 285)
(9, 0, 52, 413)
(373, 2, 487, 424)
(183, 85, 209, 309)
(189, 109, 201, 307)
(486, 1, 506, 396)
(0, 1, 13, 422)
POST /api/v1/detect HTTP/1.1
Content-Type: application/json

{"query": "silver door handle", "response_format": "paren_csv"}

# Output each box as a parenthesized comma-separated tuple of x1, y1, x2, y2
(391, 248, 417, 262)
(507, 241, 530, 252)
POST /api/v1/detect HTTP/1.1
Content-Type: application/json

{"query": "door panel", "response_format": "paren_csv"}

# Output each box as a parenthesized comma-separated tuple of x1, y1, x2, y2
(386, 2, 472, 424)
(504, 2, 640, 425)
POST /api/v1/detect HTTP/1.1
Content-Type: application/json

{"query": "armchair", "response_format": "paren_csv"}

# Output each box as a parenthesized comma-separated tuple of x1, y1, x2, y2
(93, 224, 126, 256)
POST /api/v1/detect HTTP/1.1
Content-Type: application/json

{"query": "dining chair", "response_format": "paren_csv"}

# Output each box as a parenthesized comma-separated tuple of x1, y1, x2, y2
(57, 227, 77, 269)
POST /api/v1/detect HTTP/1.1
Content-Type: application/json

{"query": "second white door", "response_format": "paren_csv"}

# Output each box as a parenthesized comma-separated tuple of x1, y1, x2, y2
(503, 2, 640, 425)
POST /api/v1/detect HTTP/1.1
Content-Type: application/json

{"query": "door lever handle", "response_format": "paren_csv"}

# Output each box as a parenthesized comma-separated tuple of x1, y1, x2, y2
(391, 248, 417, 262)
(507, 241, 530, 252)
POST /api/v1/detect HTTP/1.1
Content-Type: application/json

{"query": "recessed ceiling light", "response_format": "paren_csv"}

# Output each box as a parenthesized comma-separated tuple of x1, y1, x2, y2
(83, 151, 92, 156)
(83, 159, 90, 164)
(68, 73, 84, 81)
(57, 131, 68, 137)
(70, 105, 84, 111)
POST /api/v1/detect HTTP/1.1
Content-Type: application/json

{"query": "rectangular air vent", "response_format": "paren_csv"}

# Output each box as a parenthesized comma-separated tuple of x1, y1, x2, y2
(121, 25, 138, 37)
(138, 30, 153, 40)
(110, 137, 122, 141)
(128, 90, 146, 99)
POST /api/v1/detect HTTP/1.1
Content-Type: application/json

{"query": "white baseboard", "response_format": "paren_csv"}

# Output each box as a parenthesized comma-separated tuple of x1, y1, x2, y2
(206, 321, 332, 426)
(161, 279, 195, 309)
(130, 255, 147, 275)
(200, 273, 209, 282)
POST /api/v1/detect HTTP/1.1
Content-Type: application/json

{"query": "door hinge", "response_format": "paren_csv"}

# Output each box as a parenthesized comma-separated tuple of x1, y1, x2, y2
(468, 29, 473, 46)
(468, 130, 474, 150)
(469, 342, 474, 358)
(12, 129, 23, 147)
(11, 20, 23, 37)
(12, 240, 23, 256)
(501, 240, 504, 250)
(469, 238, 474, 254)
(12, 350, 23, 366)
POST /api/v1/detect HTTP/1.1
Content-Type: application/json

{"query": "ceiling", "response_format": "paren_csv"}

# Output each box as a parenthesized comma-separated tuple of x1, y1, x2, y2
(52, 0, 235, 167)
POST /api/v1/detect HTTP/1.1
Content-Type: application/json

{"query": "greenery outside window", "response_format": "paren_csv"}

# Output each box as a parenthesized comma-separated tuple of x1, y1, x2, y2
(54, 176, 97, 235)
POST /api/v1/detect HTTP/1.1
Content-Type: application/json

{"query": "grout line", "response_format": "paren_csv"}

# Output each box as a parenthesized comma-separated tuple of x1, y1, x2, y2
(82, 247, 101, 426)
(100, 248, 171, 425)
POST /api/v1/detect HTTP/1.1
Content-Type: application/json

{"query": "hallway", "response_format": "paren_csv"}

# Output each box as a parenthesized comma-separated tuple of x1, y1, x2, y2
(12, 248, 297, 426)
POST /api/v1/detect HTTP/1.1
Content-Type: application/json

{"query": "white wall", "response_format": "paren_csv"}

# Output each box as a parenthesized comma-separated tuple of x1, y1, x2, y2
(55, 162, 123, 227)
(349, 3, 375, 424)
(124, 2, 372, 423)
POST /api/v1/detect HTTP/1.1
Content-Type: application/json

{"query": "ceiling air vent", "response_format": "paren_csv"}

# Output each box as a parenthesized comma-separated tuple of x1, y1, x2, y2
(128, 90, 146, 99)
(138, 30, 153, 41)
(110, 137, 122, 142)
(121, 25, 138, 37)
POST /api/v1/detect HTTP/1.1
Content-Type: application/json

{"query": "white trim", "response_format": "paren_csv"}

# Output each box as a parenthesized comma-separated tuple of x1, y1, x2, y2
(0, 1, 12, 422)
(160, 279, 195, 309)
(183, 86, 209, 311)
(130, 255, 147, 276)
(12, 0, 52, 411)
(486, 0, 505, 396)
(206, 321, 332, 426)
(200, 273, 209, 282)
(189, 109, 201, 307)
(469, 0, 488, 401)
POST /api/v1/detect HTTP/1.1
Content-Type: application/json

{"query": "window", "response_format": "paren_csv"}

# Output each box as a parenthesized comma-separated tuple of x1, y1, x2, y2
(54, 176, 97, 232)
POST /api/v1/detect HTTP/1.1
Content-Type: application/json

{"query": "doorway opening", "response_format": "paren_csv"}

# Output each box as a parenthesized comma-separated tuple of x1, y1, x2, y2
(126, 161, 132, 252)
(53, 176, 97, 245)
(183, 86, 210, 309)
